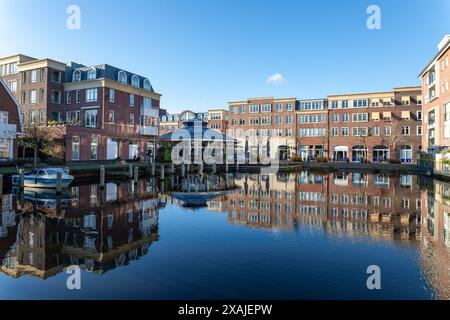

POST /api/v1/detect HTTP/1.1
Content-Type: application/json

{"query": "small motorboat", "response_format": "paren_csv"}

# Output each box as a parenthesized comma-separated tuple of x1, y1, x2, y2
(11, 167, 74, 189)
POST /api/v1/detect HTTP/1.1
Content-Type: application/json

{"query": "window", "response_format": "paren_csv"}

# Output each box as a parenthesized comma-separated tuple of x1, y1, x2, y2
(66, 92, 72, 104)
(261, 104, 271, 112)
(400, 145, 412, 163)
(250, 105, 259, 113)
(342, 100, 349, 108)
(276, 115, 282, 124)
(39, 89, 45, 102)
(352, 127, 368, 136)
(239, 105, 245, 113)
(143, 79, 151, 90)
(298, 128, 326, 137)
(22, 71, 26, 83)
(29, 90, 37, 104)
(341, 127, 349, 136)
(8, 80, 17, 92)
(352, 113, 368, 122)
(342, 113, 349, 122)
(286, 115, 292, 124)
(72, 136, 80, 160)
(87, 68, 96, 80)
(118, 70, 127, 84)
(401, 126, 410, 135)
(22, 91, 26, 104)
(51, 70, 61, 83)
(332, 114, 339, 123)
(261, 117, 271, 125)
(66, 111, 80, 125)
(51, 90, 61, 104)
(353, 99, 368, 108)
(108, 110, 115, 123)
(331, 101, 339, 109)
(331, 127, 339, 136)
(285, 103, 293, 111)
(286, 128, 292, 136)
(417, 111, 422, 120)
(131, 75, 139, 87)
(85, 109, 98, 128)
(298, 115, 324, 123)
(417, 126, 422, 135)
(250, 117, 259, 125)
(276, 104, 282, 112)
(231, 106, 237, 114)
(30, 70, 37, 83)
(85, 88, 98, 102)
(383, 126, 391, 136)
(0, 112, 8, 124)
(129, 113, 135, 125)
(130, 94, 135, 107)
(143, 97, 151, 108)
(39, 110, 45, 124)
(76, 90, 81, 103)
(90, 137, 98, 160)
(73, 70, 81, 82)
(371, 126, 380, 136)
(40, 69, 45, 82)
(29, 111, 36, 124)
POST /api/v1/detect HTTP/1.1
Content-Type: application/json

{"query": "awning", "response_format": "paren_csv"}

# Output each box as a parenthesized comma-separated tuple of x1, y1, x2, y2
(371, 112, 380, 120)
(383, 111, 392, 118)
(401, 111, 411, 119)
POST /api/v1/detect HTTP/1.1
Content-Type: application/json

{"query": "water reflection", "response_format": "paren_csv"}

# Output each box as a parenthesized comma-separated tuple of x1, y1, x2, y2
(0, 172, 449, 299)
(0, 179, 159, 279)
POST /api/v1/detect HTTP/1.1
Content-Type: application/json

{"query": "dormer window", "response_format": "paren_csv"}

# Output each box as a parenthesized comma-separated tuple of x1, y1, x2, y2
(118, 70, 127, 84)
(143, 79, 151, 90)
(131, 75, 140, 88)
(73, 70, 81, 82)
(87, 68, 96, 80)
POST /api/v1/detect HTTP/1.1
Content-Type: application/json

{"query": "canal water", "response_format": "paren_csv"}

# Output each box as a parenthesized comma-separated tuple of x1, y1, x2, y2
(0, 171, 448, 300)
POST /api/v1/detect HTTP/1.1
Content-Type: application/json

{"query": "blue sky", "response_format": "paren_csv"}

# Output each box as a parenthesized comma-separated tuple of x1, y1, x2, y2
(0, 0, 449, 113)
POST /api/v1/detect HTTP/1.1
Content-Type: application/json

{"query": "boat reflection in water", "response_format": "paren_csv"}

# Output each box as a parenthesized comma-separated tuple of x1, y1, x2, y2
(0, 179, 159, 279)
(0, 171, 449, 299)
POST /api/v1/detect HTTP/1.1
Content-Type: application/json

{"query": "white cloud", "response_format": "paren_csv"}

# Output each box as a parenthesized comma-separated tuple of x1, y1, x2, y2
(266, 73, 285, 85)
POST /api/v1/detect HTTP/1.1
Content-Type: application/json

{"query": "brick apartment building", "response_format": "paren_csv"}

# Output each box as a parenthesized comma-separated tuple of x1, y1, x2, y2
(296, 98, 328, 160)
(0, 54, 160, 162)
(228, 97, 297, 159)
(419, 35, 450, 153)
(0, 77, 22, 160)
(327, 87, 423, 163)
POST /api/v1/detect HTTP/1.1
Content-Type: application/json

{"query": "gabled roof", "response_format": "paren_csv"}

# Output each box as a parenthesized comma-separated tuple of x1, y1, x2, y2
(0, 77, 24, 133)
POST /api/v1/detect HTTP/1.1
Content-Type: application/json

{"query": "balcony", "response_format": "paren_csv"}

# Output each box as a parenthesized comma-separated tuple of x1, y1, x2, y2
(0, 123, 17, 138)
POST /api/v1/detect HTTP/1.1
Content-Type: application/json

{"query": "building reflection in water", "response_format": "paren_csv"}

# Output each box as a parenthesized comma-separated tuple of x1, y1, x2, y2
(0, 179, 159, 279)
(222, 172, 448, 299)
(0, 172, 449, 299)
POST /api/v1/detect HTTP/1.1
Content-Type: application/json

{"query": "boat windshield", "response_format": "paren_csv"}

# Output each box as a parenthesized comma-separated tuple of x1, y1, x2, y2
(45, 169, 57, 176)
